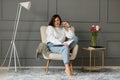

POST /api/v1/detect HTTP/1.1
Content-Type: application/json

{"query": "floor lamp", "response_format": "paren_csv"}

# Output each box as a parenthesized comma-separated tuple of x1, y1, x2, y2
(1, 1, 31, 72)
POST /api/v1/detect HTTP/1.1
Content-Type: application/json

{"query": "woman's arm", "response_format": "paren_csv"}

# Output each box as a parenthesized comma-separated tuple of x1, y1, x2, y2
(65, 28, 75, 39)
(62, 22, 75, 38)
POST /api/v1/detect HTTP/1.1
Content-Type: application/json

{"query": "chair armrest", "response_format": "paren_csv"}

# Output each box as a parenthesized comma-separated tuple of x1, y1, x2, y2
(70, 44, 78, 60)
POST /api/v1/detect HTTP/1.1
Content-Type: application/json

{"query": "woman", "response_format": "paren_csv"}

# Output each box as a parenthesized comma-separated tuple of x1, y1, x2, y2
(46, 14, 78, 77)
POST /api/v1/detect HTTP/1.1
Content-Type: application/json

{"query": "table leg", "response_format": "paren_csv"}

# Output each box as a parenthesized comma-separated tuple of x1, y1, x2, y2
(94, 51, 96, 67)
(89, 50, 92, 72)
(82, 49, 84, 70)
(101, 50, 104, 71)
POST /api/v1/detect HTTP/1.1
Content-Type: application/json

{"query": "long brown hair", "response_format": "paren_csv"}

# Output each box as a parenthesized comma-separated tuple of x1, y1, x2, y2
(49, 14, 62, 27)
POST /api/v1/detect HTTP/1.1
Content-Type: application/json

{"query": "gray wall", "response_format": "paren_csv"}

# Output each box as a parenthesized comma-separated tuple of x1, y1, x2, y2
(0, 0, 120, 67)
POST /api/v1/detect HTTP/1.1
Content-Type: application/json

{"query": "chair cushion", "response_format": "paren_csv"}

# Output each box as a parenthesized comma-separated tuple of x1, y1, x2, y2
(43, 52, 76, 60)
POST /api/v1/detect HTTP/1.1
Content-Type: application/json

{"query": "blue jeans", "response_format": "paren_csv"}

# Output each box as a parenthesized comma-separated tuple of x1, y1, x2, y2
(47, 36, 78, 64)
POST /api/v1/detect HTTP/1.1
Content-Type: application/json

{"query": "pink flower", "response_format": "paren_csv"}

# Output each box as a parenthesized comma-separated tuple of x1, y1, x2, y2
(90, 25, 101, 32)
(90, 25, 101, 46)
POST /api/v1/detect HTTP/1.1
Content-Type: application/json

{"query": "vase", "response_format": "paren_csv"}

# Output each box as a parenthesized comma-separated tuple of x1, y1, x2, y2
(90, 32, 98, 47)
(90, 36, 97, 46)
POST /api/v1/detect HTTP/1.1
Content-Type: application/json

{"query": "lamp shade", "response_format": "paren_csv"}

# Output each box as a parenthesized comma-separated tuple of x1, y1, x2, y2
(19, 1, 31, 10)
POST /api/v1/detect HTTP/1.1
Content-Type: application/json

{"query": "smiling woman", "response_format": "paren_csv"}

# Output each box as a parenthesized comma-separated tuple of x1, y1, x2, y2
(46, 14, 78, 77)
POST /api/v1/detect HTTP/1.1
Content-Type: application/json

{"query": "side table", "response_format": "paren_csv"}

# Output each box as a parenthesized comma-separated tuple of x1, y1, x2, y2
(81, 47, 105, 72)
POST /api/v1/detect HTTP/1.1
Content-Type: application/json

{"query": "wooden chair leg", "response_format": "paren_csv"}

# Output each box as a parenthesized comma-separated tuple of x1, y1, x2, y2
(45, 59, 51, 74)
(70, 61, 73, 72)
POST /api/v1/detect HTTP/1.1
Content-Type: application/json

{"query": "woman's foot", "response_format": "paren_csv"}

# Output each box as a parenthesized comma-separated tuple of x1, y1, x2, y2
(65, 69, 74, 77)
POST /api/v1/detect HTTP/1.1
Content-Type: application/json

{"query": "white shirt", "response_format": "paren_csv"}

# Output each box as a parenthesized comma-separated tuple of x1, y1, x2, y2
(46, 25, 75, 45)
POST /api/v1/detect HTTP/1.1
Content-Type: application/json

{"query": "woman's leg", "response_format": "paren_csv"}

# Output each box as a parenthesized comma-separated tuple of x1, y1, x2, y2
(69, 36, 78, 49)
(65, 64, 74, 77)
(47, 43, 74, 76)
(47, 44, 70, 64)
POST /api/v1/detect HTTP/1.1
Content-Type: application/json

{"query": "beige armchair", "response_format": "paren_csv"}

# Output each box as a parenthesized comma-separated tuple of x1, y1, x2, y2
(40, 25, 78, 73)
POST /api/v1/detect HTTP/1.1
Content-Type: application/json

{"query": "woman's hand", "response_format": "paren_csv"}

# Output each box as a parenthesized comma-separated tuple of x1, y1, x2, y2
(63, 42, 69, 47)
(62, 22, 70, 27)
(62, 22, 71, 31)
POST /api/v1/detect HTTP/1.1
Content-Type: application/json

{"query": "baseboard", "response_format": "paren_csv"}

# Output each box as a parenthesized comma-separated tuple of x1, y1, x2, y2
(1, 66, 120, 69)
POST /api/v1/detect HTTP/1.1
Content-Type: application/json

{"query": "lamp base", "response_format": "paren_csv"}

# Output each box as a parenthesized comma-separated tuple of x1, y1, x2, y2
(1, 41, 21, 72)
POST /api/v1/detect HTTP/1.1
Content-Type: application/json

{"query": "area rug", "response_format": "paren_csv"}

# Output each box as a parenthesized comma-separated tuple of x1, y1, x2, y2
(7, 68, 120, 80)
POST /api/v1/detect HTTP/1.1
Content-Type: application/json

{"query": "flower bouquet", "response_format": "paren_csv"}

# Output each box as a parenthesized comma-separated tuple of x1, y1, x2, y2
(90, 25, 101, 47)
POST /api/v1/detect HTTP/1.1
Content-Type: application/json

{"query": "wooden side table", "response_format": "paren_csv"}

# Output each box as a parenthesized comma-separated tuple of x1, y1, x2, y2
(81, 47, 105, 72)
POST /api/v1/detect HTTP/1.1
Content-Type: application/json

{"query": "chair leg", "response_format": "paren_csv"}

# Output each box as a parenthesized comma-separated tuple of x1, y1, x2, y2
(45, 59, 51, 74)
(70, 61, 73, 73)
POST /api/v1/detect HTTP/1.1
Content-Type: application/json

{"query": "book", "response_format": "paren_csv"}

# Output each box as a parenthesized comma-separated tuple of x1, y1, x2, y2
(88, 47, 95, 50)
(53, 40, 73, 46)
(88, 46, 104, 50)
(63, 40, 73, 45)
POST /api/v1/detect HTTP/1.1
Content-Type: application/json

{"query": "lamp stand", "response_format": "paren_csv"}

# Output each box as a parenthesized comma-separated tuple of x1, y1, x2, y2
(1, 4, 22, 72)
